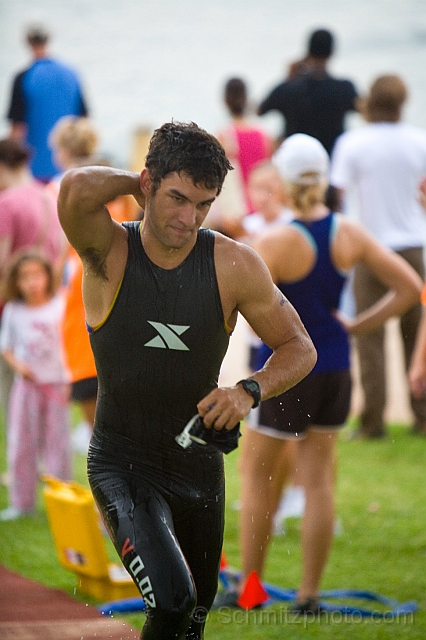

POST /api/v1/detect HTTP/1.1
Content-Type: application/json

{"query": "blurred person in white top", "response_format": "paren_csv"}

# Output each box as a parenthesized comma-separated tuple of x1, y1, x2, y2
(330, 74, 426, 437)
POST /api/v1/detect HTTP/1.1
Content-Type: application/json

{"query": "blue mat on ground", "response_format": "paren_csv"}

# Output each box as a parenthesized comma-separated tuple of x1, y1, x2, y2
(98, 568, 418, 619)
(219, 568, 418, 618)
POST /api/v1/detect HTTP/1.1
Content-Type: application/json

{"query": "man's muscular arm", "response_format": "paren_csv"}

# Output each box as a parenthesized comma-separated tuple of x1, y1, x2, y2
(197, 239, 317, 430)
(58, 166, 145, 271)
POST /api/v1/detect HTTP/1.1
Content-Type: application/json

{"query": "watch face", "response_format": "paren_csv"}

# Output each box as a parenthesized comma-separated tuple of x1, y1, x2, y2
(239, 378, 261, 407)
(244, 380, 259, 395)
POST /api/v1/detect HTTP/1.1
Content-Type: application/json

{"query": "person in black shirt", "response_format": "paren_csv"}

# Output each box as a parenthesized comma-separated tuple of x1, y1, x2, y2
(258, 29, 358, 155)
(58, 121, 316, 640)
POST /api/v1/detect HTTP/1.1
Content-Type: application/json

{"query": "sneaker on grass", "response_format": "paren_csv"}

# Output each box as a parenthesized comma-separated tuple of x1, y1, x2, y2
(290, 597, 324, 615)
(211, 589, 241, 609)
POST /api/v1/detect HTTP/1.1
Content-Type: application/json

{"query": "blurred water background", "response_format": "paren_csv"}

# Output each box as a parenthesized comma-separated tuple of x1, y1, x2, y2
(1, 0, 426, 168)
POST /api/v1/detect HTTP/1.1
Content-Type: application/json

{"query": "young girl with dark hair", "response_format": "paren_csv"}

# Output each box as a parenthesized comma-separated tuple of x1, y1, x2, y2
(0, 251, 71, 521)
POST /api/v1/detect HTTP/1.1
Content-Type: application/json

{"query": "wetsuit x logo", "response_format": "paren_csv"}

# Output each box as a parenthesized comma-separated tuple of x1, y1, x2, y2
(144, 321, 190, 350)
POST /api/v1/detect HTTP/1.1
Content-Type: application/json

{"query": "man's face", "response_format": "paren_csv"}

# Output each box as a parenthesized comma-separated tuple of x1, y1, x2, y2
(141, 171, 217, 251)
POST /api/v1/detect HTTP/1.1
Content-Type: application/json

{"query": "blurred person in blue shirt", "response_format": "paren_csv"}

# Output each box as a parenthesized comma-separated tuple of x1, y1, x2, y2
(6, 23, 88, 183)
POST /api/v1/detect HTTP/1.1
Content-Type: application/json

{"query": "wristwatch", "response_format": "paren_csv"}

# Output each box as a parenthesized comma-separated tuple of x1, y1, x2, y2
(237, 378, 261, 408)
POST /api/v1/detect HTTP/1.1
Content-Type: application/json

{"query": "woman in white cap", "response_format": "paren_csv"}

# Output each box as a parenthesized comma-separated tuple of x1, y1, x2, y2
(225, 133, 422, 614)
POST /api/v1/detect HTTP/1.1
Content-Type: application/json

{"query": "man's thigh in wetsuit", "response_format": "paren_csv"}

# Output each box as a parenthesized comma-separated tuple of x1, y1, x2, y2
(172, 482, 225, 616)
(88, 462, 224, 639)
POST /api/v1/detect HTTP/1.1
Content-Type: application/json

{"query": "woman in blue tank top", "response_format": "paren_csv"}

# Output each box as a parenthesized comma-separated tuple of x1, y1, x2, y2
(233, 134, 422, 614)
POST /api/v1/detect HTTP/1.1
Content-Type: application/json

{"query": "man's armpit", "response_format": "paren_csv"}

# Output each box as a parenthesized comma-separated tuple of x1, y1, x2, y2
(80, 247, 108, 281)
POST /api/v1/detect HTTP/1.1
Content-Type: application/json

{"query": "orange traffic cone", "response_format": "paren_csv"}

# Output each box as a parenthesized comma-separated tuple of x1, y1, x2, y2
(237, 571, 268, 609)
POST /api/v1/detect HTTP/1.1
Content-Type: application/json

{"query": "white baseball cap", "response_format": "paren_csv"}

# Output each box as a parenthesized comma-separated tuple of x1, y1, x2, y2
(273, 133, 329, 185)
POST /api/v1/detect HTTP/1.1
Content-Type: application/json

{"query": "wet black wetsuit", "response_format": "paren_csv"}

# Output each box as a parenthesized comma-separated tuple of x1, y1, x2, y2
(87, 222, 230, 639)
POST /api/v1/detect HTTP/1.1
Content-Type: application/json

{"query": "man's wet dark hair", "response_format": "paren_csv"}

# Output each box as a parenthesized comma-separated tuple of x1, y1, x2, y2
(0, 138, 31, 168)
(145, 121, 232, 195)
(308, 29, 334, 59)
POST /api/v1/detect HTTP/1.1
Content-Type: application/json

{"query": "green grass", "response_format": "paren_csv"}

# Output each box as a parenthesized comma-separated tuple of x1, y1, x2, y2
(1, 413, 426, 639)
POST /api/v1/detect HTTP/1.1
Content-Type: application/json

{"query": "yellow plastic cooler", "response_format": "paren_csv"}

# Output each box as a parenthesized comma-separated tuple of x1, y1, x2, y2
(42, 475, 140, 601)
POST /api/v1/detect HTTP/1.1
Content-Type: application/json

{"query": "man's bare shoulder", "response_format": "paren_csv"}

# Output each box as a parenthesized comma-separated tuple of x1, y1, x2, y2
(211, 230, 279, 328)
(213, 230, 269, 277)
(212, 229, 276, 312)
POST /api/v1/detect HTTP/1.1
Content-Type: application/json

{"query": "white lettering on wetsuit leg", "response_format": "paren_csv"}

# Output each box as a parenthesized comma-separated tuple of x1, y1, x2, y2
(129, 556, 144, 576)
(129, 552, 156, 608)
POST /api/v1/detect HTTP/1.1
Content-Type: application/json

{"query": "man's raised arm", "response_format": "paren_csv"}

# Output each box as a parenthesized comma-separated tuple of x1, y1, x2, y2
(58, 166, 144, 258)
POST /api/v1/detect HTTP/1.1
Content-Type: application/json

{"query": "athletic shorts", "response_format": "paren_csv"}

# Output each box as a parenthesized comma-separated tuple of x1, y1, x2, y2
(247, 369, 352, 440)
(71, 376, 98, 402)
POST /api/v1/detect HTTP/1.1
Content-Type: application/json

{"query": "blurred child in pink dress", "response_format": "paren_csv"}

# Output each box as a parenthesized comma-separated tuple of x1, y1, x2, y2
(0, 251, 71, 520)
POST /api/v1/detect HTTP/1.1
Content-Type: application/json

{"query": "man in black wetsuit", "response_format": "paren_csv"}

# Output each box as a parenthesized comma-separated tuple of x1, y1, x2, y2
(58, 121, 316, 640)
